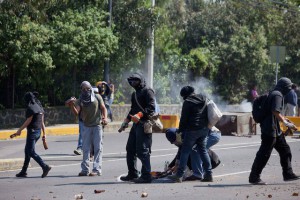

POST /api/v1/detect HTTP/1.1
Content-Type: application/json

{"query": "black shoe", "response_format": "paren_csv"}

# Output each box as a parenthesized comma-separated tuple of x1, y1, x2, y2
(249, 178, 267, 185)
(132, 177, 152, 184)
(185, 175, 202, 181)
(284, 174, 300, 181)
(41, 165, 51, 178)
(201, 175, 213, 182)
(120, 174, 139, 182)
(16, 171, 27, 177)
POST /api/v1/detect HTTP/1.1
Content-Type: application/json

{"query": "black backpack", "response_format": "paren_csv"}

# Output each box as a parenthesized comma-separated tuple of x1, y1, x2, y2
(252, 93, 269, 123)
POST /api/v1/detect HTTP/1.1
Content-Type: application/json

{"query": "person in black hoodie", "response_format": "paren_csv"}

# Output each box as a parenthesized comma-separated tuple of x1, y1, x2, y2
(15, 92, 51, 178)
(168, 86, 212, 183)
(119, 72, 156, 183)
(249, 77, 299, 185)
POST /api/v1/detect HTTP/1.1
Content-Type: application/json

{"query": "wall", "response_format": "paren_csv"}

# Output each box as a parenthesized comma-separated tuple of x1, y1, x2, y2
(0, 104, 182, 129)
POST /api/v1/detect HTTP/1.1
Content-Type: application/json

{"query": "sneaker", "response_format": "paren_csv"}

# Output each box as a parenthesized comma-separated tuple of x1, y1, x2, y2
(74, 148, 82, 155)
(89, 171, 102, 176)
(78, 171, 89, 176)
(185, 175, 202, 181)
(201, 175, 213, 182)
(249, 178, 267, 185)
(132, 177, 152, 184)
(16, 171, 27, 178)
(284, 174, 300, 181)
(41, 165, 51, 178)
(167, 174, 183, 183)
(120, 174, 139, 182)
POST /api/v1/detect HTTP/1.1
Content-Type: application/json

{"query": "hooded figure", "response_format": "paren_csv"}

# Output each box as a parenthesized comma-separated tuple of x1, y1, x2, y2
(167, 85, 212, 183)
(15, 91, 51, 178)
(178, 86, 208, 132)
(126, 72, 155, 119)
(274, 77, 293, 96)
(24, 92, 44, 118)
(119, 72, 156, 183)
(249, 77, 299, 185)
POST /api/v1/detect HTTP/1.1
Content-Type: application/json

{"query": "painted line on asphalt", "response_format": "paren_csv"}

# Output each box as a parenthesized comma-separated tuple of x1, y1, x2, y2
(1, 140, 299, 173)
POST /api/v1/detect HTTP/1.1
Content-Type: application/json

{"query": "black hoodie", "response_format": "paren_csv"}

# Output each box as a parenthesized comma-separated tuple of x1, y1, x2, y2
(178, 93, 208, 132)
(126, 72, 156, 121)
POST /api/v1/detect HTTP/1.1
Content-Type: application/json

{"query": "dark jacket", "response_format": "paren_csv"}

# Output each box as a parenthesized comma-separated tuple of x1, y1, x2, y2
(178, 93, 208, 132)
(126, 73, 156, 121)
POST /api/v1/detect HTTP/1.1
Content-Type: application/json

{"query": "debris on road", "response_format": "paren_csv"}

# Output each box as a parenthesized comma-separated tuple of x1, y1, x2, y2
(74, 194, 83, 199)
(141, 192, 148, 198)
(292, 192, 299, 196)
(94, 189, 105, 194)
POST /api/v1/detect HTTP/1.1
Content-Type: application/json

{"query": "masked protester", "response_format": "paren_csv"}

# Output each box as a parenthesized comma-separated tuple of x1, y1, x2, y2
(119, 72, 156, 183)
(168, 86, 213, 183)
(249, 77, 299, 185)
(69, 81, 108, 176)
(96, 81, 113, 122)
(15, 92, 51, 178)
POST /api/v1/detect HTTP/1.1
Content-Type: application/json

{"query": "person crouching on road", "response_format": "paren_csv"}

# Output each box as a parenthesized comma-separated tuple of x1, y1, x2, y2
(15, 92, 51, 178)
(168, 86, 213, 183)
(249, 77, 299, 185)
(165, 127, 221, 181)
(119, 72, 156, 183)
(69, 81, 108, 176)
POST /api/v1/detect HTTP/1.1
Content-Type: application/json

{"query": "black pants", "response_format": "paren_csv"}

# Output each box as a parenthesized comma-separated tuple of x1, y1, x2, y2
(125, 123, 152, 180)
(249, 134, 294, 180)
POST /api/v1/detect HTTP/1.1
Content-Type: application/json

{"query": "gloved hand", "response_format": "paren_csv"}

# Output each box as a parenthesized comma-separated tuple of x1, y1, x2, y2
(283, 119, 297, 131)
(118, 119, 130, 133)
(130, 112, 143, 124)
(175, 131, 183, 145)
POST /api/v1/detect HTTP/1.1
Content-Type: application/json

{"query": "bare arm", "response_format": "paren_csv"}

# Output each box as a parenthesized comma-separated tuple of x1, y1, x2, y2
(272, 111, 285, 122)
(69, 102, 81, 116)
(15, 116, 33, 136)
(100, 102, 108, 123)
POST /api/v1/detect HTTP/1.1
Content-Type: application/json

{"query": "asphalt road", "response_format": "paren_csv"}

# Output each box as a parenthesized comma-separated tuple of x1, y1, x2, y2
(0, 132, 300, 200)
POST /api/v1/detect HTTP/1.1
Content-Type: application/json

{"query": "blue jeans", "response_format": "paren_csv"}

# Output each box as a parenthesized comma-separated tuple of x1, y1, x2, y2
(191, 130, 221, 178)
(81, 125, 103, 174)
(77, 120, 84, 149)
(126, 123, 152, 180)
(21, 129, 47, 172)
(177, 128, 212, 178)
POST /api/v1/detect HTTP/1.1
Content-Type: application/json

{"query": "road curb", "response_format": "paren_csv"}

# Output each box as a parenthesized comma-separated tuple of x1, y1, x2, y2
(0, 158, 30, 171)
(0, 122, 128, 140)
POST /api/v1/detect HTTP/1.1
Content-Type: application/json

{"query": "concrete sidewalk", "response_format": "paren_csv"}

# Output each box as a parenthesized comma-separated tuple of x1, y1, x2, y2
(0, 121, 126, 140)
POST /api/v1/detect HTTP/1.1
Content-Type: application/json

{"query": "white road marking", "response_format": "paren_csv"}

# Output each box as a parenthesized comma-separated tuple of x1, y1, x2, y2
(1, 140, 299, 175)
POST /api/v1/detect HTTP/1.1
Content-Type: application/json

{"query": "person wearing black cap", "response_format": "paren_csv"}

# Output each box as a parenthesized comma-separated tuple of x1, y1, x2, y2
(119, 72, 156, 183)
(249, 77, 299, 185)
(168, 86, 213, 182)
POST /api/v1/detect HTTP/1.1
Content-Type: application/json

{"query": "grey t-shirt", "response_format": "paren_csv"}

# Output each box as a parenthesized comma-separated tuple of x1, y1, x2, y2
(76, 94, 104, 127)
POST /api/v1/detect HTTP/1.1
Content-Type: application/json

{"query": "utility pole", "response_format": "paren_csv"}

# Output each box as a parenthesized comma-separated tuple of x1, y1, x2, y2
(103, 0, 112, 82)
(145, 0, 155, 88)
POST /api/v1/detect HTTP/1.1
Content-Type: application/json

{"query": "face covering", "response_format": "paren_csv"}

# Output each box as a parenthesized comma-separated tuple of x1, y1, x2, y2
(80, 89, 93, 106)
(128, 79, 140, 88)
